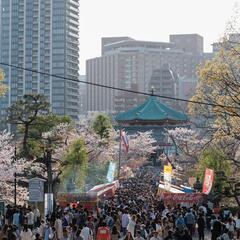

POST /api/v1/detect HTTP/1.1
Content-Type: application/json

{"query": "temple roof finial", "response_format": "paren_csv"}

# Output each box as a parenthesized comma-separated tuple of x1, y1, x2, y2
(151, 86, 155, 96)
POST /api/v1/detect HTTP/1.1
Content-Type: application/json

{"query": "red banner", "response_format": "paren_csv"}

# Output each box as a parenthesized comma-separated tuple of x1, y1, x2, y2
(202, 168, 214, 195)
(162, 193, 204, 204)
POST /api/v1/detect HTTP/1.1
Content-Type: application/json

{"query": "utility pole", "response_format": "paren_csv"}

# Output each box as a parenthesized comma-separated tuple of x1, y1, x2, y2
(13, 146, 17, 206)
(46, 146, 53, 194)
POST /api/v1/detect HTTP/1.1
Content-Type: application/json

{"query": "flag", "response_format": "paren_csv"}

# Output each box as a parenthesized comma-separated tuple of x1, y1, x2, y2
(202, 168, 214, 195)
(120, 129, 129, 152)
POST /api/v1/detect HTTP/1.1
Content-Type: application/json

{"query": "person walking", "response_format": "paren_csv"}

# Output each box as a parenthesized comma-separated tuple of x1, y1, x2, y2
(197, 213, 205, 240)
(26, 208, 34, 230)
(211, 216, 222, 240)
(226, 218, 235, 239)
(111, 225, 120, 240)
(235, 212, 240, 239)
(97, 222, 111, 240)
(184, 209, 195, 236)
(127, 215, 136, 239)
(12, 210, 20, 228)
(81, 223, 93, 240)
(20, 224, 33, 240)
(34, 206, 41, 228)
(54, 215, 63, 240)
(175, 213, 186, 231)
(44, 222, 54, 240)
(121, 210, 129, 237)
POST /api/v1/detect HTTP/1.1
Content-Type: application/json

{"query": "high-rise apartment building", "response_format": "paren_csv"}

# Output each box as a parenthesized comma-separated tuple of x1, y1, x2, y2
(87, 35, 213, 114)
(0, 0, 80, 128)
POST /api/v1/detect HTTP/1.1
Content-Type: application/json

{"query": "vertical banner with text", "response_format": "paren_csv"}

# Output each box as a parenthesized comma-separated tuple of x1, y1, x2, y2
(202, 168, 214, 195)
(164, 165, 173, 191)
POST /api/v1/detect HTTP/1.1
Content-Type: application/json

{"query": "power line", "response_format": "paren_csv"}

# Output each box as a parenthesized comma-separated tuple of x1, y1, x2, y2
(0, 62, 239, 110)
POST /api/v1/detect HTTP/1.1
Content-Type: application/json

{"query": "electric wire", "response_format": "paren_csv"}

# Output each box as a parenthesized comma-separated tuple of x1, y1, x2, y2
(0, 62, 239, 110)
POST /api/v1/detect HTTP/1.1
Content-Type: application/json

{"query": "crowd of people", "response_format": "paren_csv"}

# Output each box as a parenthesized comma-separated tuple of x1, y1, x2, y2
(0, 168, 240, 240)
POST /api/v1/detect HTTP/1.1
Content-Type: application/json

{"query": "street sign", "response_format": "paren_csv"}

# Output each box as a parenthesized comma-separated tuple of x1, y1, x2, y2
(29, 178, 45, 202)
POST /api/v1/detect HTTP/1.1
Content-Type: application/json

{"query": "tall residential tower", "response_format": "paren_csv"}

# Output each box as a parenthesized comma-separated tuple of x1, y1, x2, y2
(0, 0, 80, 128)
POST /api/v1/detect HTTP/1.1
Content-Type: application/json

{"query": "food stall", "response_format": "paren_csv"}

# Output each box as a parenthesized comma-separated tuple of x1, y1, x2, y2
(56, 180, 119, 210)
(157, 181, 204, 206)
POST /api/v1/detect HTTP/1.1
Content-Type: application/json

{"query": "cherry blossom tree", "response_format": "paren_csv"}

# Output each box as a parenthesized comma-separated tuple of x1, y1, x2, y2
(167, 127, 209, 164)
(121, 131, 158, 168)
(67, 120, 159, 169)
(27, 118, 160, 191)
(0, 131, 30, 203)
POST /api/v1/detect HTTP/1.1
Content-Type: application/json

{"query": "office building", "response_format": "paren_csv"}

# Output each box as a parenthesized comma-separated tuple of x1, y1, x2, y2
(149, 64, 179, 108)
(0, 0, 80, 128)
(169, 34, 203, 54)
(79, 75, 87, 116)
(87, 35, 213, 114)
(178, 77, 198, 111)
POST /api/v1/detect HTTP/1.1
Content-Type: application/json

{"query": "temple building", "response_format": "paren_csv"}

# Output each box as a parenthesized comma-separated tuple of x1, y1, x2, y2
(115, 95, 189, 159)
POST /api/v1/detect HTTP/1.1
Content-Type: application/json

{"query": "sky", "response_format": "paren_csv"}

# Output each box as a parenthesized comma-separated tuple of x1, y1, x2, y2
(80, 0, 239, 74)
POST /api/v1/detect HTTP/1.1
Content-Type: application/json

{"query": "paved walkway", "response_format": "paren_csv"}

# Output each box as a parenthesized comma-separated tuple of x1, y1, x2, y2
(193, 231, 211, 240)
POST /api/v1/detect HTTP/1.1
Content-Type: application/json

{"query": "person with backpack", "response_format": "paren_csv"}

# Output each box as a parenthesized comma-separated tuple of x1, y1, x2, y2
(175, 213, 186, 232)
(184, 209, 195, 236)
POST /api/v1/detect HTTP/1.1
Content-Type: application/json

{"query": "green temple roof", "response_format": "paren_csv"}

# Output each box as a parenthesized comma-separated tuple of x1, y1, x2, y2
(115, 96, 188, 123)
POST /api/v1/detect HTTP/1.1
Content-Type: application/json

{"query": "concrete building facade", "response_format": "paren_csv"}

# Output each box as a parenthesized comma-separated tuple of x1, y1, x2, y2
(0, 0, 80, 128)
(87, 35, 213, 114)
(149, 64, 179, 108)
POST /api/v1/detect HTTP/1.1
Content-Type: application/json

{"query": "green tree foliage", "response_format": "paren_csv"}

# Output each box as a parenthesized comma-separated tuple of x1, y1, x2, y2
(188, 38, 240, 174)
(92, 114, 112, 139)
(196, 147, 232, 191)
(24, 114, 71, 157)
(189, 43, 240, 155)
(86, 162, 111, 187)
(60, 138, 88, 193)
(7, 94, 50, 157)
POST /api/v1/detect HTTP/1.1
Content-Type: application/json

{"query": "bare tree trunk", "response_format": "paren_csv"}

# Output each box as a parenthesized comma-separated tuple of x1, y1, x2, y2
(23, 123, 29, 156)
(234, 195, 240, 206)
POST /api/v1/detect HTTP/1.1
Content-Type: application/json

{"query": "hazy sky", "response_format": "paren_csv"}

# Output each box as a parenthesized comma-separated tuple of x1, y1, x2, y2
(80, 0, 238, 74)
